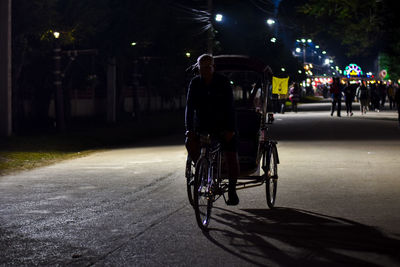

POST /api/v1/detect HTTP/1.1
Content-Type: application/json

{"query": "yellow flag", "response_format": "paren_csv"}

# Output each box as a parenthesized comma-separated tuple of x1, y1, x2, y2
(272, 76, 289, 95)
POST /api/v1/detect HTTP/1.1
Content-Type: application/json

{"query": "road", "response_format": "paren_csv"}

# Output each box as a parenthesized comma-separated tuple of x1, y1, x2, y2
(1, 104, 400, 266)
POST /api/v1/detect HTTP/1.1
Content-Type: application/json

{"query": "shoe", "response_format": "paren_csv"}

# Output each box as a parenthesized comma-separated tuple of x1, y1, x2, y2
(350, 112, 353, 116)
(226, 189, 239, 206)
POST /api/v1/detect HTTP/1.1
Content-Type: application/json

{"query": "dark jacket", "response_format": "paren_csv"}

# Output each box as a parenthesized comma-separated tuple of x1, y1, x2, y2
(395, 88, 400, 104)
(185, 73, 235, 133)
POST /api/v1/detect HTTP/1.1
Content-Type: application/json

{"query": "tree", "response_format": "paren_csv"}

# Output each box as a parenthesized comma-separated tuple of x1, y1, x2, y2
(295, 0, 400, 79)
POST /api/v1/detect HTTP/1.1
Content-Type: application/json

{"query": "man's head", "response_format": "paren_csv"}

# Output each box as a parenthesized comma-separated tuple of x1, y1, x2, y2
(197, 54, 214, 80)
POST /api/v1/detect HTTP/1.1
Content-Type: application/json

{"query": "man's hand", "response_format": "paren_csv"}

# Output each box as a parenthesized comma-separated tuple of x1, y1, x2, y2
(224, 131, 235, 142)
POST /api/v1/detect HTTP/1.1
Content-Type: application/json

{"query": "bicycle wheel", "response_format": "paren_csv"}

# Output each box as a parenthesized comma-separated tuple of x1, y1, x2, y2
(193, 157, 213, 230)
(265, 144, 278, 209)
(185, 155, 195, 206)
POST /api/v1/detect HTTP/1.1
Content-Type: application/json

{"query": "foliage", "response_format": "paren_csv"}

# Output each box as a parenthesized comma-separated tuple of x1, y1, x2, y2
(296, 0, 400, 79)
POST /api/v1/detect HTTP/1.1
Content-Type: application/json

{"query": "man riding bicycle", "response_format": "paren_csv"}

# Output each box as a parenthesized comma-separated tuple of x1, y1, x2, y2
(185, 54, 240, 205)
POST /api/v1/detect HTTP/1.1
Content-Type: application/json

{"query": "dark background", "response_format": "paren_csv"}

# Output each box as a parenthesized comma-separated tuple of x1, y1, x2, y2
(8, 0, 400, 133)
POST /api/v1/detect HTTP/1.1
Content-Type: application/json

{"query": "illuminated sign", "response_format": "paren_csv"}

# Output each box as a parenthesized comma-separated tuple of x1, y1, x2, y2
(344, 64, 363, 77)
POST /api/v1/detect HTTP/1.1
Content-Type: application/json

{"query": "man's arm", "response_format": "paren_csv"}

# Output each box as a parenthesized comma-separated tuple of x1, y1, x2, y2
(185, 79, 196, 132)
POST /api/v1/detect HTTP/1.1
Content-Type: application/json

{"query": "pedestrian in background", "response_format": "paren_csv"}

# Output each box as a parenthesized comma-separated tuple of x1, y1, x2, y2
(289, 82, 300, 113)
(387, 82, 396, 110)
(344, 81, 355, 116)
(330, 77, 342, 117)
(395, 85, 400, 127)
(370, 82, 380, 112)
(356, 80, 369, 115)
(379, 82, 387, 109)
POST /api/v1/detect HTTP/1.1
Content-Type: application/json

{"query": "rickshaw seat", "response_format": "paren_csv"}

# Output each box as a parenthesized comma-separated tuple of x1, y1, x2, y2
(235, 109, 261, 175)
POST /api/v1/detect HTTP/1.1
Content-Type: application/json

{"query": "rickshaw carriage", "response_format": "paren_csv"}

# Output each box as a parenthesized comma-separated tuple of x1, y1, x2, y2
(213, 55, 275, 177)
(185, 55, 280, 230)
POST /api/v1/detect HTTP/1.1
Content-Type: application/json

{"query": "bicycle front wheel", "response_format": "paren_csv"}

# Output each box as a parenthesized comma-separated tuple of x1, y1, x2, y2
(185, 155, 195, 206)
(265, 144, 278, 209)
(193, 157, 213, 230)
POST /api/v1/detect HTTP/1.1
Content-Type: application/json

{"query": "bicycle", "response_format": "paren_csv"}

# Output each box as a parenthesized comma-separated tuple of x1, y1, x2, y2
(191, 130, 278, 230)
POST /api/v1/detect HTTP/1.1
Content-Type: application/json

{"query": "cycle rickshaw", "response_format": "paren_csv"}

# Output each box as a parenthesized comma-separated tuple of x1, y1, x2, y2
(185, 55, 279, 230)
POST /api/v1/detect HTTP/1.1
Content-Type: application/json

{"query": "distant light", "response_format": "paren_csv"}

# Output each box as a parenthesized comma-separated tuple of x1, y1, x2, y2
(185, 52, 191, 58)
(307, 39, 312, 43)
(266, 18, 275, 25)
(315, 45, 320, 49)
(322, 51, 327, 54)
(324, 59, 330, 65)
(296, 39, 300, 42)
(270, 37, 276, 43)
(281, 68, 286, 72)
(298, 70, 302, 74)
(215, 14, 223, 22)
(301, 39, 306, 43)
(230, 80, 234, 85)
(131, 42, 137, 46)
(295, 47, 301, 53)
(53, 31, 60, 39)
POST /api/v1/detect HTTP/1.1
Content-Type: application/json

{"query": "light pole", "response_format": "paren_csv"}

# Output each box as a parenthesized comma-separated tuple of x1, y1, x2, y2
(207, 0, 213, 53)
(0, 0, 12, 136)
(53, 31, 66, 131)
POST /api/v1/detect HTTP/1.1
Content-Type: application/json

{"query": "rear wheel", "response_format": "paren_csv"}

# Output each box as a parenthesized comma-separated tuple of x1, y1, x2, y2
(265, 145, 278, 208)
(193, 157, 213, 230)
(185, 155, 195, 206)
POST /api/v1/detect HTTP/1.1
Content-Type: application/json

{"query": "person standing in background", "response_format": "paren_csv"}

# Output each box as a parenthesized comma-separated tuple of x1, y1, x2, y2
(330, 77, 342, 117)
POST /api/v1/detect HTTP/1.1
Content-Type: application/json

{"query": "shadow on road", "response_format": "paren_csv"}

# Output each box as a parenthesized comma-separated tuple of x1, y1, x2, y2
(204, 207, 400, 266)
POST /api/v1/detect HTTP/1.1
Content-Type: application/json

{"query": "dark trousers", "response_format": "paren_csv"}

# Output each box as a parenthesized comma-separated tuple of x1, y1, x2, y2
(398, 106, 400, 125)
(331, 96, 341, 116)
(389, 97, 395, 109)
(345, 98, 353, 114)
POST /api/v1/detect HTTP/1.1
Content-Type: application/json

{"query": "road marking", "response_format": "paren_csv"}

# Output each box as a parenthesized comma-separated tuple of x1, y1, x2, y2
(83, 166, 125, 169)
(128, 160, 173, 164)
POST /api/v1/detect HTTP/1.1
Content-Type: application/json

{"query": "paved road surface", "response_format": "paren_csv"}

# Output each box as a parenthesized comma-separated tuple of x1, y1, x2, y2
(1, 106, 399, 266)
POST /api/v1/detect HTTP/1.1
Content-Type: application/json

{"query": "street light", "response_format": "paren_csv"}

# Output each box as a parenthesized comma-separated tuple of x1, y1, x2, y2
(53, 31, 60, 39)
(266, 18, 275, 25)
(215, 14, 223, 22)
(52, 31, 65, 131)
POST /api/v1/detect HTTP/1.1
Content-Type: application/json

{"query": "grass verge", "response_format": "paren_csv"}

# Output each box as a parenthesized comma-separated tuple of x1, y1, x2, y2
(0, 110, 184, 176)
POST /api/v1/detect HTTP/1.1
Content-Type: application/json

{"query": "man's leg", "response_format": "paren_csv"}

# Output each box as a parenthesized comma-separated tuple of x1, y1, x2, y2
(398, 106, 400, 126)
(331, 99, 336, 116)
(225, 151, 240, 205)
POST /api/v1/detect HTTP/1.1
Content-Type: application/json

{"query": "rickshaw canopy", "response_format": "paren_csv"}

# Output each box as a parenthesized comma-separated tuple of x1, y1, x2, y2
(213, 55, 271, 74)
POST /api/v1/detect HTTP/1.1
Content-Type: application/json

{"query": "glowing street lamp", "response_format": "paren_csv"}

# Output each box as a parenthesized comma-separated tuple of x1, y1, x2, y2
(53, 31, 60, 39)
(270, 37, 277, 43)
(266, 18, 275, 25)
(215, 14, 223, 22)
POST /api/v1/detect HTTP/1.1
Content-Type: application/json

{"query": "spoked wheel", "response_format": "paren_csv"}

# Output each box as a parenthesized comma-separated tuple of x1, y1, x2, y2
(193, 157, 213, 230)
(185, 155, 195, 206)
(265, 145, 278, 209)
